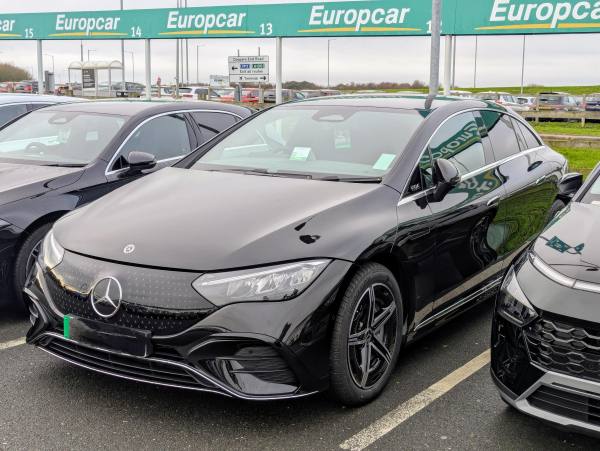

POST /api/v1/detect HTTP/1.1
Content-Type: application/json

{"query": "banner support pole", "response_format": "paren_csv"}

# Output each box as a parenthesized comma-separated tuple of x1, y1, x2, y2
(276, 36, 282, 104)
(37, 40, 43, 95)
(145, 39, 151, 100)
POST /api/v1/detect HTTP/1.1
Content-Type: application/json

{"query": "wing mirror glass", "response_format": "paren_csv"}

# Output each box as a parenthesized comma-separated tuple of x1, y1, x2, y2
(432, 158, 461, 202)
(558, 172, 583, 197)
(127, 151, 157, 174)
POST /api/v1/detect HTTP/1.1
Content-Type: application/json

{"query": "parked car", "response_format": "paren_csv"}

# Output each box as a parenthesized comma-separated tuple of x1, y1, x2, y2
(0, 82, 16, 93)
(536, 92, 582, 112)
(0, 93, 85, 127)
(475, 92, 528, 111)
(181, 86, 218, 100)
(489, 165, 600, 437)
(583, 93, 600, 111)
(0, 100, 253, 307)
(264, 90, 306, 103)
(450, 90, 475, 98)
(139, 86, 185, 98)
(302, 89, 341, 99)
(114, 82, 145, 97)
(24, 94, 568, 405)
(14, 80, 38, 94)
(517, 96, 536, 106)
(219, 89, 260, 103)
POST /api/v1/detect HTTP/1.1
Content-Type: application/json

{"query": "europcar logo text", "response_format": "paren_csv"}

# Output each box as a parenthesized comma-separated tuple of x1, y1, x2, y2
(481, 0, 600, 30)
(301, 5, 419, 32)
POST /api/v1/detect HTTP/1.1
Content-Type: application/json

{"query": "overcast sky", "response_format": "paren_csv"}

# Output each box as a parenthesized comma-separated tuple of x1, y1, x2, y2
(0, 0, 598, 89)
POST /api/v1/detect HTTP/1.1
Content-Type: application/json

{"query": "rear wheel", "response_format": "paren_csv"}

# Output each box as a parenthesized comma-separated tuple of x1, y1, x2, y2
(12, 223, 53, 308)
(329, 263, 403, 405)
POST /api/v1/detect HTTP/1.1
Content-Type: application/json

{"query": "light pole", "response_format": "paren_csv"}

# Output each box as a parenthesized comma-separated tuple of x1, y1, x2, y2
(88, 49, 96, 61)
(26, 67, 33, 78)
(474, 36, 478, 88)
(196, 45, 205, 85)
(521, 35, 526, 94)
(327, 39, 335, 88)
(44, 54, 54, 74)
(125, 50, 134, 82)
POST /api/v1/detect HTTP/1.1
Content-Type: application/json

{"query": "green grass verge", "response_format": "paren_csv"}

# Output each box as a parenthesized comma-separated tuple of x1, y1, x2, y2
(552, 147, 600, 179)
(532, 122, 600, 137)
(342, 86, 600, 96)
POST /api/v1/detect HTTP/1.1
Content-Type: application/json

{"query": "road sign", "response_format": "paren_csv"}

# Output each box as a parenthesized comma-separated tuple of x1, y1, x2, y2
(0, 1, 599, 41)
(229, 56, 269, 83)
(209, 75, 230, 87)
(157, 77, 161, 84)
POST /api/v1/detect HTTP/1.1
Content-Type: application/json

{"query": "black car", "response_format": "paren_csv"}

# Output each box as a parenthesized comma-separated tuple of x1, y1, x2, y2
(25, 95, 569, 405)
(0, 100, 252, 307)
(537, 92, 582, 112)
(490, 165, 600, 437)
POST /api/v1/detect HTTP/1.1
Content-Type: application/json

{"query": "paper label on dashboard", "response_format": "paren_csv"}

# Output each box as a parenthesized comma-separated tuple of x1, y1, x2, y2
(373, 154, 396, 170)
(290, 147, 311, 161)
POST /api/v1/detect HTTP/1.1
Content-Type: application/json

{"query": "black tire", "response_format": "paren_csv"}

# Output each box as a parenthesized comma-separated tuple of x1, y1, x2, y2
(545, 199, 565, 226)
(329, 262, 403, 406)
(12, 222, 53, 308)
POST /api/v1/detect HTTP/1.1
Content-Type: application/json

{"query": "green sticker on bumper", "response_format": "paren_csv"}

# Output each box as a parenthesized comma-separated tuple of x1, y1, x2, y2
(63, 315, 70, 340)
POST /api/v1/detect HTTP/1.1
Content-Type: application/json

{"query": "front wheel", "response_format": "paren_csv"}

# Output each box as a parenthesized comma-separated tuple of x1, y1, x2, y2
(545, 199, 565, 226)
(12, 222, 53, 308)
(329, 263, 403, 405)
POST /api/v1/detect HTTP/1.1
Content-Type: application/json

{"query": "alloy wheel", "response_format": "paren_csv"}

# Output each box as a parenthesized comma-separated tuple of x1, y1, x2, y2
(347, 283, 398, 389)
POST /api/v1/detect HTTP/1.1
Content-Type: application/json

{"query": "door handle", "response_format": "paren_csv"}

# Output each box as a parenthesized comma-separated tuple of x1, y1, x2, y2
(487, 195, 501, 207)
(536, 175, 546, 185)
(408, 227, 431, 240)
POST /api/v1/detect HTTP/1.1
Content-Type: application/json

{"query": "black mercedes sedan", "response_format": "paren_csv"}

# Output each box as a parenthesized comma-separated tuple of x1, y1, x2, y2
(491, 163, 600, 437)
(0, 100, 252, 307)
(25, 94, 569, 405)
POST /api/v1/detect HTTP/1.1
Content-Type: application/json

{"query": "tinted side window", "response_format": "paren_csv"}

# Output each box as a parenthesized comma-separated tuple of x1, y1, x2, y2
(113, 113, 191, 170)
(480, 111, 520, 161)
(0, 104, 28, 127)
(510, 117, 527, 151)
(191, 112, 237, 140)
(515, 120, 541, 149)
(30, 103, 53, 111)
(429, 112, 486, 174)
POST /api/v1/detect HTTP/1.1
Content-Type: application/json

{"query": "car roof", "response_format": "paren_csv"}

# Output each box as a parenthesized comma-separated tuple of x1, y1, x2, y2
(0, 93, 85, 105)
(35, 98, 253, 117)
(279, 93, 502, 112)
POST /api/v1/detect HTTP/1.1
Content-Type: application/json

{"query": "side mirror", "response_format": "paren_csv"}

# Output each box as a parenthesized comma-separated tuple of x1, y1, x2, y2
(558, 172, 583, 197)
(432, 158, 461, 202)
(127, 151, 157, 174)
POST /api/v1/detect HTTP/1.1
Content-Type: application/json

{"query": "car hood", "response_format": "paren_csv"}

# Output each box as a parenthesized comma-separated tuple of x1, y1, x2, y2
(533, 202, 600, 284)
(55, 167, 398, 271)
(0, 162, 83, 206)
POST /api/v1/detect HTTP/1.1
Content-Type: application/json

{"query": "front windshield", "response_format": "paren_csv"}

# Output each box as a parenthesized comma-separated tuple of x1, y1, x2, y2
(191, 106, 423, 179)
(0, 110, 125, 166)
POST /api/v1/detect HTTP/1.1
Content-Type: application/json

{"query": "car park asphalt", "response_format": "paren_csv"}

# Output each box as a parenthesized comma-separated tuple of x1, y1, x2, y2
(1, 299, 599, 451)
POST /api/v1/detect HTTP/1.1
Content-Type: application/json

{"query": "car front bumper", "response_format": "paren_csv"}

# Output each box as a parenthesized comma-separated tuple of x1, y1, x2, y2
(493, 366, 600, 438)
(24, 256, 352, 400)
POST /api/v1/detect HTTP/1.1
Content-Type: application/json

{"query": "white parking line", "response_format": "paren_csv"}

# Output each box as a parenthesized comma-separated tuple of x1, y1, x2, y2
(339, 349, 491, 451)
(0, 337, 27, 351)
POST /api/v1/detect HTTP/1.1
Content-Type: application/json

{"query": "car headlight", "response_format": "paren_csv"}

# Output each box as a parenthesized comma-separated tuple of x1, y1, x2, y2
(39, 229, 65, 271)
(192, 260, 331, 306)
(497, 265, 538, 327)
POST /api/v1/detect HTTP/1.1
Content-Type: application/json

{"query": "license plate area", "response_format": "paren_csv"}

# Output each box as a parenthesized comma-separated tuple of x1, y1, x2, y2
(65, 316, 153, 357)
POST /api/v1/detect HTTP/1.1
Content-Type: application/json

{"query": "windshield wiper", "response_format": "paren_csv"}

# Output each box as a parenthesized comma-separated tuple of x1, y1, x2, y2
(319, 175, 382, 183)
(42, 163, 87, 167)
(210, 167, 269, 175)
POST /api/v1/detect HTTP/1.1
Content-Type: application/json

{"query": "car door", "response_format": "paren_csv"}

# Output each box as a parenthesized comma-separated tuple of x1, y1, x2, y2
(427, 111, 508, 318)
(189, 111, 240, 144)
(395, 149, 437, 337)
(480, 111, 553, 269)
(106, 112, 197, 192)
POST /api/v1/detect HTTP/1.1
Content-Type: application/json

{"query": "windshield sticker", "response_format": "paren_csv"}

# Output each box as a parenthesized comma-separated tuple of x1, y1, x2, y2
(373, 153, 396, 171)
(85, 131, 99, 141)
(57, 128, 71, 144)
(290, 147, 311, 161)
(334, 129, 351, 149)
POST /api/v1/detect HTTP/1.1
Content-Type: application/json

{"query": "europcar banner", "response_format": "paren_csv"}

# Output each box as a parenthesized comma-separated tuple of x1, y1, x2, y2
(0, 0, 598, 40)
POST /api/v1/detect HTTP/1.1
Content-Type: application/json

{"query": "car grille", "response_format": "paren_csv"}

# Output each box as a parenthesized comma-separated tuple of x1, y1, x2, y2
(528, 385, 600, 427)
(44, 251, 216, 336)
(40, 336, 213, 390)
(525, 318, 600, 382)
